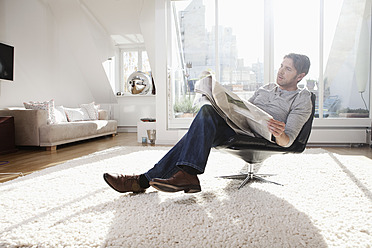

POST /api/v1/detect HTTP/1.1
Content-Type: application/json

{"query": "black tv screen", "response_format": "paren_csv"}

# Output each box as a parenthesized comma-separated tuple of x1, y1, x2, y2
(0, 42, 14, 81)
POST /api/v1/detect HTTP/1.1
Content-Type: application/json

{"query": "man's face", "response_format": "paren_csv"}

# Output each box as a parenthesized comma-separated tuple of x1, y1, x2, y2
(276, 57, 304, 91)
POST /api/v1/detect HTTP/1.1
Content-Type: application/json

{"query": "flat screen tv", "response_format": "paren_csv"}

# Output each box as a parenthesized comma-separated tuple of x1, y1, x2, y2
(0, 42, 14, 81)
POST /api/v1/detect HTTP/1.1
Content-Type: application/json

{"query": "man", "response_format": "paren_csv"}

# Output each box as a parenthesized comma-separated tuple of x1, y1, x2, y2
(104, 53, 312, 194)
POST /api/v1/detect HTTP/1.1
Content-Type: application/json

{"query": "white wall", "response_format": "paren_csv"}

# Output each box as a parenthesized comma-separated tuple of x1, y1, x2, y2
(0, 0, 116, 108)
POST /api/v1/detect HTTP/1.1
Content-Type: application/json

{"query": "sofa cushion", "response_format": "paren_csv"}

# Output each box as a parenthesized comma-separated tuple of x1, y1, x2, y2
(64, 107, 91, 122)
(39, 120, 117, 146)
(98, 109, 109, 120)
(80, 102, 99, 120)
(24, 99, 56, 124)
(54, 106, 68, 123)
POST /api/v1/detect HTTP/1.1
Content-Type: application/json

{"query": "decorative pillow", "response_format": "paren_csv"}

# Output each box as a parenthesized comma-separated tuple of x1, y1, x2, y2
(80, 102, 99, 120)
(54, 106, 68, 123)
(24, 99, 56, 124)
(64, 107, 91, 122)
(94, 104, 100, 118)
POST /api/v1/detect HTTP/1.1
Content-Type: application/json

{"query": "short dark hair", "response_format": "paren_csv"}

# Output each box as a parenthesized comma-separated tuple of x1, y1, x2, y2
(284, 53, 310, 76)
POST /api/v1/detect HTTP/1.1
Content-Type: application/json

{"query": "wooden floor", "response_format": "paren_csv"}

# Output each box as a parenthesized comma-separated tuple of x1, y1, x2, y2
(1, 133, 371, 183)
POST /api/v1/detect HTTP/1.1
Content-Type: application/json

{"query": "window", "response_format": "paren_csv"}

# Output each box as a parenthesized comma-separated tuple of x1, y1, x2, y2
(102, 56, 116, 91)
(218, 0, 264, 100)
(120, 47, 152, 94)
(168, 0, 371, 129)
(168, 0, 216, 122)
(321, 0, 370, 118)
(169, 0, 264, 127)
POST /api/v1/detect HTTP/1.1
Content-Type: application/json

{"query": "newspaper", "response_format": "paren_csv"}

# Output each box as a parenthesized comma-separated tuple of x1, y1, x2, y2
(193, 71, 273, 141)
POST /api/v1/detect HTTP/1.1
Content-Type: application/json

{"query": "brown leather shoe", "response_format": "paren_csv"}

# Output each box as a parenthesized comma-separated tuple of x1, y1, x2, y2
(103, 173, 146, 193)
(149, 170, 201, 193)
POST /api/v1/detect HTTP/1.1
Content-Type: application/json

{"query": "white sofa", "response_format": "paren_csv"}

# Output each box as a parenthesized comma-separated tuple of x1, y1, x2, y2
(0, 108, 117, 150)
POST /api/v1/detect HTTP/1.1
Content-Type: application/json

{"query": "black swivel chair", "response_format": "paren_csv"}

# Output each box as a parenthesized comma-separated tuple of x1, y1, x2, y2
(217, 93, 316, 189)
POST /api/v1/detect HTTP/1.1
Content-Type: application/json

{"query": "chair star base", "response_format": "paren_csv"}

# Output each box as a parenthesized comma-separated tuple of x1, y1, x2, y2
(219, 163, 283, 189)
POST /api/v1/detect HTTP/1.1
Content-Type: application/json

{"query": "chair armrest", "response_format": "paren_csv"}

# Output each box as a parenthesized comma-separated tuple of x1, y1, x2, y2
(220, 135, 283, 150)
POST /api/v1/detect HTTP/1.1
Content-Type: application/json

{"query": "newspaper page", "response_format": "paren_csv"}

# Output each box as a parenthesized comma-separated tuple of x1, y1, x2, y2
(194, 71, 273, 141)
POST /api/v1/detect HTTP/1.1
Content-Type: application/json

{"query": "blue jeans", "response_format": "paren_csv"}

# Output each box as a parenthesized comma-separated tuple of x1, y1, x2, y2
(144, 105, 236, 181)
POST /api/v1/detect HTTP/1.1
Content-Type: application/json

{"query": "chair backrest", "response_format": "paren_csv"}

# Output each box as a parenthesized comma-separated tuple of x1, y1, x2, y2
(285, 92, 316, 153)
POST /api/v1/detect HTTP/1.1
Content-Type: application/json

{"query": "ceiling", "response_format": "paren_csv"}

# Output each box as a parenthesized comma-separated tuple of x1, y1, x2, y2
(80, 0, 144, 46)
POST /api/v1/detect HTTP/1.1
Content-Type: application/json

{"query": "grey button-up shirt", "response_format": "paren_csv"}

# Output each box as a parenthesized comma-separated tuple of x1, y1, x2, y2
(249, 83, 312, 147)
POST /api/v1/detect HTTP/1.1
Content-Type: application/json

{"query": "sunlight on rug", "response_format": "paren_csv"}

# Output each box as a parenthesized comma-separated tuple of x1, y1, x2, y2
(0, 146, 371, 247)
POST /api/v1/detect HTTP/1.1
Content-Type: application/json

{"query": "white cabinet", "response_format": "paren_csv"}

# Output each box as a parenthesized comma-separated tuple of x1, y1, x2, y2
(112, 95, 156, 132)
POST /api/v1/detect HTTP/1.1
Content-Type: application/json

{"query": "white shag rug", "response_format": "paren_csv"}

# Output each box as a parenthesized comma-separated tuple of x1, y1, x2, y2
(0, 146, 371, 248)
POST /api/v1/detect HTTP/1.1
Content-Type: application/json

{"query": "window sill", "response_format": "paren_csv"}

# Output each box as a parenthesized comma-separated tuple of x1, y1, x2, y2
(116, 93, 156, 97)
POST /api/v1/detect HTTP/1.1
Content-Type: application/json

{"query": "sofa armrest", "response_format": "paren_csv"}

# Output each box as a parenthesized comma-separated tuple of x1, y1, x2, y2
(98, 109, 109, 120)
(0, 109, 48, 146)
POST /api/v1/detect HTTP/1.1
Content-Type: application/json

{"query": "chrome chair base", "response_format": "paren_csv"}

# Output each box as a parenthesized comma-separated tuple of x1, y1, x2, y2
(219, 163, 283, 189)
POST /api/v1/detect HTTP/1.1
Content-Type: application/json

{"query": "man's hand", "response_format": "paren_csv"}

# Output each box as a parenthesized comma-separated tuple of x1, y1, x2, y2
(267, 119, 289, 147)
